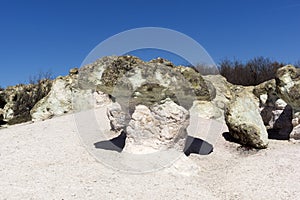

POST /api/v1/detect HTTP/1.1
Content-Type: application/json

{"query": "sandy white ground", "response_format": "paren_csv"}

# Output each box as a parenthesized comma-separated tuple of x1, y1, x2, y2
(0, 109, 300, 200)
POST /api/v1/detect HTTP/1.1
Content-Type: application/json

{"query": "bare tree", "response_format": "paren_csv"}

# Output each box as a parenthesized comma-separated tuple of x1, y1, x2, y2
(219, 57, 285, 86)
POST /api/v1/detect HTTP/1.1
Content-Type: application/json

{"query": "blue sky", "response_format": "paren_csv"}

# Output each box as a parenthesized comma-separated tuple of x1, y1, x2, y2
(0, 0, 299, 87)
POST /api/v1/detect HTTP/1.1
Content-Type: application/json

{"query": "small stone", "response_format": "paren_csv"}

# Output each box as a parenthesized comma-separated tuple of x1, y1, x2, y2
(275, 99, 287, 110)
(69, 67, 79, 75)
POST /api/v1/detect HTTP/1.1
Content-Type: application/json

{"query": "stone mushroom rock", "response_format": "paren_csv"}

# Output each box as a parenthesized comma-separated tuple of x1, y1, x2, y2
(85, 56, 213, 153)
(225, 89, 269, 148)
(276, 65, 300, 111)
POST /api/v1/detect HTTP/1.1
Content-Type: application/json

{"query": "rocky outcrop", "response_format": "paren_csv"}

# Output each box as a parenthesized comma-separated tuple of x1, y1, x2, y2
(32, 56, 214, 123)
(276, 65, 300, 110)
(79, 56, 213, 110)
(30, 56, 214, 155)
(0, 80, 52, 125)
(225, 89, 269, 148)
(31, 74, 111, 121)
(252, 76, 294, 139)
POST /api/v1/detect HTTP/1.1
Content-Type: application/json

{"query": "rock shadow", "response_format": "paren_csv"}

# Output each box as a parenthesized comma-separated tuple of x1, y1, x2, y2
(0, 120, 7, 126)
(94, 131, 127, 153)
(183, 136, 213, 156)
(222, 132, 240, 143)
(268, 105, 293, 140)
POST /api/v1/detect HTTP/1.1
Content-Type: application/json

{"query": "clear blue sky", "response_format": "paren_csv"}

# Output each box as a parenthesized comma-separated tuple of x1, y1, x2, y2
(0, 0, 299, 87)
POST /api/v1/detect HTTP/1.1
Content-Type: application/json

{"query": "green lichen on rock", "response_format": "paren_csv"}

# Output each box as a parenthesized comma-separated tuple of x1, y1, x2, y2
(174, 66, 214, 101)
(80, 56, 213, 110)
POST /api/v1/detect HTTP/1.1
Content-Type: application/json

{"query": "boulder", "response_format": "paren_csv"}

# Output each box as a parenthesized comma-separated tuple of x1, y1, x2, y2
(290, 124, 300, 140)
(69, 67, 79, 75)
(276, 65, 300, 110)
(254, 79, 293, 139)
(189, 100, 222, 120)
(125, 98, 189, 153)
(200, 74, 233, 122)
(260, 99, 292, 128)
(225, 89, 269, 148)
(266, 105, 293, 140)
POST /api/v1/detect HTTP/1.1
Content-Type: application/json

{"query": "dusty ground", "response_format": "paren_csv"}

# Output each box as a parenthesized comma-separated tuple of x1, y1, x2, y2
(0, 109, 299, 200)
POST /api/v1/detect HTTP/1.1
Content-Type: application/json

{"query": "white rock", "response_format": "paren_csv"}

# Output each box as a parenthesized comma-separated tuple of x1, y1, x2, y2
(290, 124, 300, 140)
(124, 98, 189, 153)
(275, 99, 287, 110)
(260, 94, 268, 106)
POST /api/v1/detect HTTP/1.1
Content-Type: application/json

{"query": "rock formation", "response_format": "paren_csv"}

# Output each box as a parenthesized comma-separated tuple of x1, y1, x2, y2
(30, 70, 111, 121)
(2, 54, 299, 152)
(290, 124, 300, 140)
(225, 88, 269, 148)
(29, 56, 215, 154)
(275, 65, 300, 111)
(0, 80, 52, 125)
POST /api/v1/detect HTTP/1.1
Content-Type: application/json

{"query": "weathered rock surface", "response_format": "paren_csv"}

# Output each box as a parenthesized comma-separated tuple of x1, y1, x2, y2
(107, 102, 129, 132)
(31, 75, 111, 121)
(254, 79, 294, 139)
(276, 65, 300, 110)
(79, 56, 213, 110)
(125, 98, 189, 153)
(32, 55, 213, 122)
(290, 124, 300, 140)
(225, 89, 269, 148)
(0, 80, 52, 125)
(197, 74, 232, 121)
(292, 112, 300, 127)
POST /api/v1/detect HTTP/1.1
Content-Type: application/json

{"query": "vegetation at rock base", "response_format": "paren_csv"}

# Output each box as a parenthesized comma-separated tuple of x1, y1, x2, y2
(0, 72, 53, 125)
(8, 81, 52, 125)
